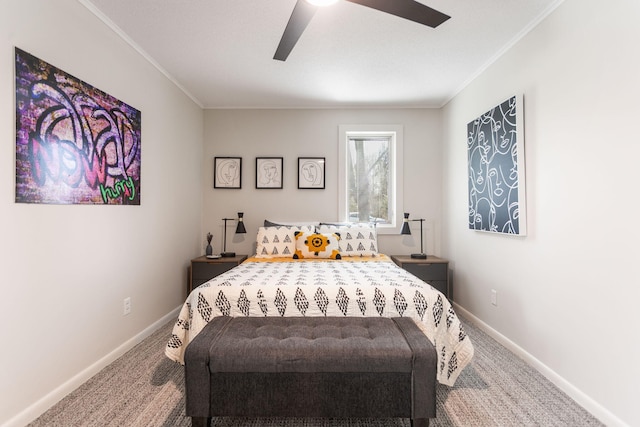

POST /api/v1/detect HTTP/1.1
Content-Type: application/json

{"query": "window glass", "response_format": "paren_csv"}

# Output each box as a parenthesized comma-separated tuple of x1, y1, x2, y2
(346, 136, 391, 224)
(338, 125, 403, 234)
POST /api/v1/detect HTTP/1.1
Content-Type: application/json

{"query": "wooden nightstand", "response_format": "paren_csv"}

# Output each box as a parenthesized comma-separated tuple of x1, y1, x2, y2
(390, 255, 450, 299)
(189, 255, 248, 294)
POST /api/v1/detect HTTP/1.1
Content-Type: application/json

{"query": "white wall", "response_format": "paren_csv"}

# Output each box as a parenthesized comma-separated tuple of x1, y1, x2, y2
(442, 0, 640, 425)
(0, 1, 203, 425)
(202, 108, 442, 258)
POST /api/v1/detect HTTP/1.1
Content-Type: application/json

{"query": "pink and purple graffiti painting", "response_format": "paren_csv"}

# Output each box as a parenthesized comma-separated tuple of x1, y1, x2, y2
(15, 47, 141, 205)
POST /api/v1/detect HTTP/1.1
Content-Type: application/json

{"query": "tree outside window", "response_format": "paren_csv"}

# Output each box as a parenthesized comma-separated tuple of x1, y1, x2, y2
(347, 137, 391, 224)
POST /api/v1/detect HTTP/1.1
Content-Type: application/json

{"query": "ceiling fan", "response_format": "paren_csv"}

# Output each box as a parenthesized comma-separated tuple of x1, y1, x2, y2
(273, 0, 451, 61)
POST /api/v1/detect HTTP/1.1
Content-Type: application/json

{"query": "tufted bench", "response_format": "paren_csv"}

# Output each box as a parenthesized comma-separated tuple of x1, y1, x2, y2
(184, 316, 437, 427)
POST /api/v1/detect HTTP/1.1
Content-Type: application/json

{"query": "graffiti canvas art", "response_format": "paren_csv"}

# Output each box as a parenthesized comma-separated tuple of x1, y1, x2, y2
(15, 48, 141, 205)
(467, 95, 526, 235)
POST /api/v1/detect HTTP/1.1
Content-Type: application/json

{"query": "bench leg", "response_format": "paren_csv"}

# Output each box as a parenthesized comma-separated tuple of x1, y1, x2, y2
(411, 418, 429, 427)
(191, 416, 211, 427)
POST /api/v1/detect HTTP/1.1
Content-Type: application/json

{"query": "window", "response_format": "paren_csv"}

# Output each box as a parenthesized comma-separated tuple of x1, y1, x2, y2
(338, 125, 403, 234)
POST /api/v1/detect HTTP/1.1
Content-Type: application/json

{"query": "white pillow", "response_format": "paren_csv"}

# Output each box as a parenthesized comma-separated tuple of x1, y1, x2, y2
(255, 225, 315, 258)
(318, 223, 378, 257)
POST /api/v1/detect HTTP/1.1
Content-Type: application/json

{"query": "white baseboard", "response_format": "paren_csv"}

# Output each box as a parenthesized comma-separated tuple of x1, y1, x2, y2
(2, 307, 181, 427)
(453, 303, 628, 427)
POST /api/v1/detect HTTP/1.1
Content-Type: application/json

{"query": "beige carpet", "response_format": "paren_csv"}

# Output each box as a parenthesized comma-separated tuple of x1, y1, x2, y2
(28, 316, 604, 427)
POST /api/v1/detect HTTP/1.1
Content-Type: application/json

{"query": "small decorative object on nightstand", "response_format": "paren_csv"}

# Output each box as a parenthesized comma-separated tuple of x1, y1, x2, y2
(189, 254, 248, 294)
(391, 255, 450, 299)
(205, 232, 213, 256)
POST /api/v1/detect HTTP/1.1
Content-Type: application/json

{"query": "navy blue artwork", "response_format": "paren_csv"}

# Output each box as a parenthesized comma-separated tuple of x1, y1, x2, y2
(467, 96, 526, 235)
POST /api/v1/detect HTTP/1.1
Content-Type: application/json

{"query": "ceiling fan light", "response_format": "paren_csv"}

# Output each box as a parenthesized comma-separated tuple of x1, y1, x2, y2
(305, 0, 338, 6)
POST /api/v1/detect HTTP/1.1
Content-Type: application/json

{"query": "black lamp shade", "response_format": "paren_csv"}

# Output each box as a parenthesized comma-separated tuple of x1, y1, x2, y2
(236, 212, 246, 234)
(400, 212, 411, 235)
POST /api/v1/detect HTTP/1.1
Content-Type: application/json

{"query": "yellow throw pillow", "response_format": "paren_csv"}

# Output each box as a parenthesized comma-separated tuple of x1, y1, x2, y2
(293, 231, 342, 260)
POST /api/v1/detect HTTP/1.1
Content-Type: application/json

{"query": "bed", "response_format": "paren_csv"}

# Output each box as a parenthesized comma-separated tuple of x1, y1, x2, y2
(165, 223, 474, 386)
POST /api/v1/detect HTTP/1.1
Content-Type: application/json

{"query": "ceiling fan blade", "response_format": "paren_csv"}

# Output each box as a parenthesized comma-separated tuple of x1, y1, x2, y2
(274, 0, 318, 61)
(345, 0, 450, 28)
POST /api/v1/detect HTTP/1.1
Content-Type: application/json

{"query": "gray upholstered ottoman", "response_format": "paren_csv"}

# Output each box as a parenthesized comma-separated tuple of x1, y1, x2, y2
(184, 316, 437, 427)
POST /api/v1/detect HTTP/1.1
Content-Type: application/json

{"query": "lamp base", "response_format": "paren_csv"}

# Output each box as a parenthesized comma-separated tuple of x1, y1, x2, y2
(220, 251, 236, 258)
(411, 253, 427, 259)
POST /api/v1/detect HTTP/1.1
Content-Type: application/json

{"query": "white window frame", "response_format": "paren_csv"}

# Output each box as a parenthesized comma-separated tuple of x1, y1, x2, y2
(338, 124, 404, 235)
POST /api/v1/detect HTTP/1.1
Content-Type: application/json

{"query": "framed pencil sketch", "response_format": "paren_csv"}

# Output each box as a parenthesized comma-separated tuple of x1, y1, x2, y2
(256, 157, 283, 189)
(214, 157, 242, 189)
(298, 157, 325, 189)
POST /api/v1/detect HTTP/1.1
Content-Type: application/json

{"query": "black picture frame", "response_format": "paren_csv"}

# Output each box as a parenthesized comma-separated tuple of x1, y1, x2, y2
(214, 157, 242, 189)
(298, 157, 325, 189)
(256, 157, 283, 189)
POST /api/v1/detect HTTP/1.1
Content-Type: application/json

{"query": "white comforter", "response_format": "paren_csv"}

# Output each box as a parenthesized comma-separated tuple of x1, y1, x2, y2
(165, 256, 474, 386)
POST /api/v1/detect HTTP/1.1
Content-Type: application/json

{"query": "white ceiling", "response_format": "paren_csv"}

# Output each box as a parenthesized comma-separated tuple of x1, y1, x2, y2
(82, 0, 562, 109)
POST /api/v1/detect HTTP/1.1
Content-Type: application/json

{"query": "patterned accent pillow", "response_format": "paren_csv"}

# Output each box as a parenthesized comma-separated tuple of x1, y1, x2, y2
(255, 225, 315, 258)
(318, 224, 378, 257)
(293, 231, 342, 260)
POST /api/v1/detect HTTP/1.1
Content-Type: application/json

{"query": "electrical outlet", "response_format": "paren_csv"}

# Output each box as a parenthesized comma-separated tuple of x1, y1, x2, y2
(491, 289, 497, 306)
(123, 297, 131, 315)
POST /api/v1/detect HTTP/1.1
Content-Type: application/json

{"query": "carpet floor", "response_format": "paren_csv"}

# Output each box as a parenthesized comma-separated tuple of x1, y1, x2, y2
(28, 316, 604, 427)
